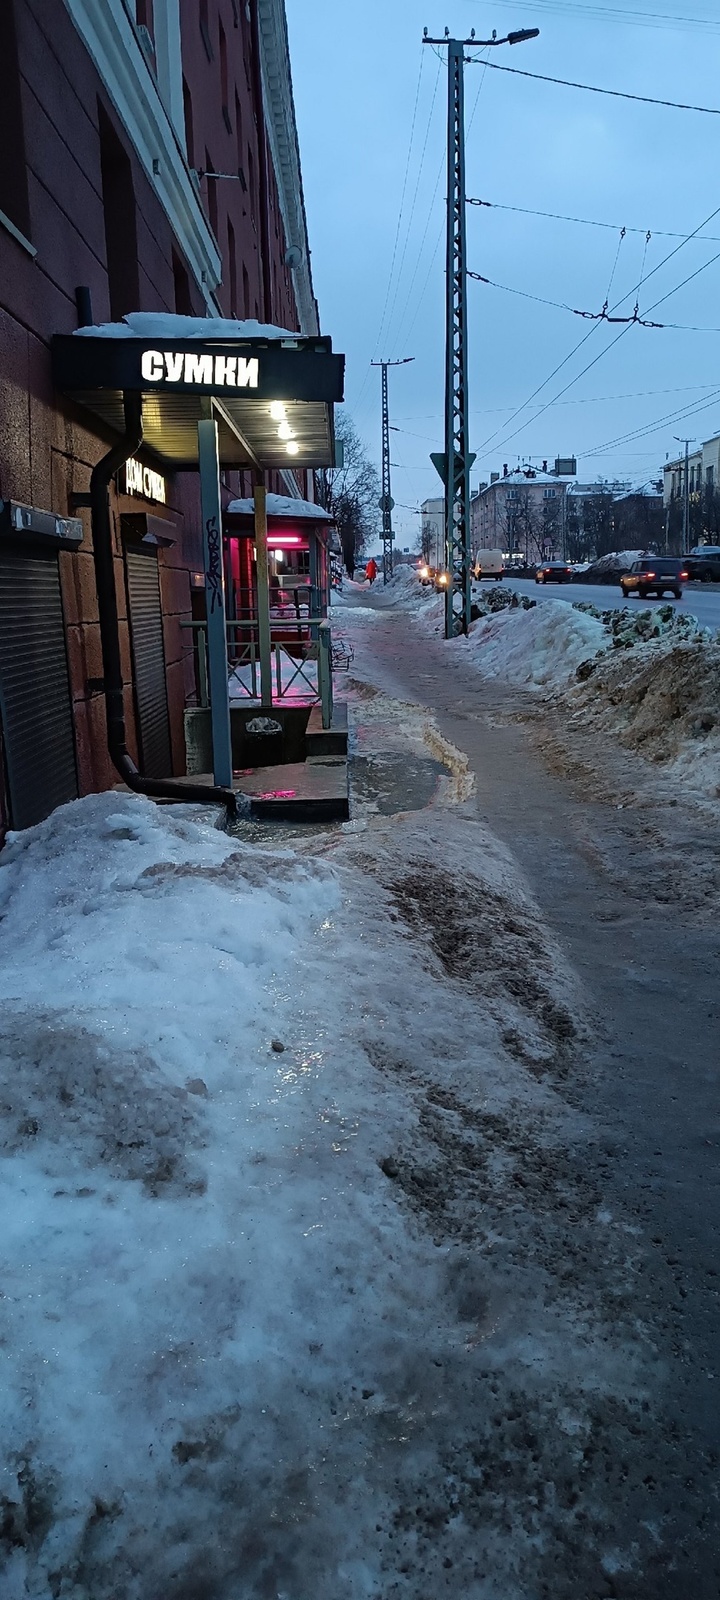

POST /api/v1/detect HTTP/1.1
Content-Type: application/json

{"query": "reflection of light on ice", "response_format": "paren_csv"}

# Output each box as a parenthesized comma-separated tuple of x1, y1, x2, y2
(228, 655, 318, 701)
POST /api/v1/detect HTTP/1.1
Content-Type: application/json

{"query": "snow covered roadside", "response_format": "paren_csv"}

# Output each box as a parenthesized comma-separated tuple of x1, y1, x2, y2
(464, 599, 608, 689)
(0, 791, 674, 1597)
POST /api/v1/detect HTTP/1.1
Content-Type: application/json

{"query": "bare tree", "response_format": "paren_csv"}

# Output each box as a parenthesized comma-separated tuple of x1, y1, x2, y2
(315, 414, 380, 576)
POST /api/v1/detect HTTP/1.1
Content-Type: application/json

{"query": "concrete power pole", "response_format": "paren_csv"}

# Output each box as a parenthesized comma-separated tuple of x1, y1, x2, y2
(674, 436, 694, 556)
(424, 24, 538, 638)
(372, 357, 414, 584)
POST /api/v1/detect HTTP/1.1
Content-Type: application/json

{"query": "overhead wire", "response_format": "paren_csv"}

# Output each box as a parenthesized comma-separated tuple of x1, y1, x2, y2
(371, 49, 426, 363)
(462, 0, 720, 35)
(582, 388, 720, 457)
(466, 55, 720, 115)
(474, 198, 720, 456)
(468, 196, 720, 243)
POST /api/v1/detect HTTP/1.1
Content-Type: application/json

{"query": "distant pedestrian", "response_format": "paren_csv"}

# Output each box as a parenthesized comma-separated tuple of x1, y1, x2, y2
(365, 557, 378, 585)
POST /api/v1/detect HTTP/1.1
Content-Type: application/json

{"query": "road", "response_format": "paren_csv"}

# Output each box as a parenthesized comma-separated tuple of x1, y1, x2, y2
(335, 585, 720, 1596)
(501, 574, 720, 629)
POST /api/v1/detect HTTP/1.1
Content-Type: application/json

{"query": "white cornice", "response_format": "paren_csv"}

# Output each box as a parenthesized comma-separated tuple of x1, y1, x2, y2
(62, 0, 221, 305)
(257, 0, 319, 336)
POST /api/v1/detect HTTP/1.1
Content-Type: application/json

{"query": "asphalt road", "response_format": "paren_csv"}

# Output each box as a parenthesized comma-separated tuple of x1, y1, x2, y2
(501, 575, 720, 629)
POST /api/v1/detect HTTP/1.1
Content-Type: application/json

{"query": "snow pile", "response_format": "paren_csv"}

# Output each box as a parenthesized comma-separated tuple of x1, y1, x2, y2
(465, 597, 609, 688)
(584, 549, 646, 580)
(225, 494, 334, 520)
(75, 312, 298, 341)
(568, 637, 720, 797)
(574, 599, 708, 650)
(472, 584, 537, 619)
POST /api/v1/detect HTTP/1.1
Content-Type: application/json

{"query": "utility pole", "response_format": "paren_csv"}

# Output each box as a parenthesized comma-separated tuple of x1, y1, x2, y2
(674, 436, 695, 555)
(424, 24, 538, 638)
(371, 357, 414, 583)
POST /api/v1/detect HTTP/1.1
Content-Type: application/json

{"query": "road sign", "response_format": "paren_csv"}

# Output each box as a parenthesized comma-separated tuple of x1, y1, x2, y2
(378, 494, 395, 513)
(430, 451, 476, 486)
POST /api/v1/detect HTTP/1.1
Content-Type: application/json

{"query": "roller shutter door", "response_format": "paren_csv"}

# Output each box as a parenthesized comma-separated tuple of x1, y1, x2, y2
(125, 544, 172, 779)
(0, 546, 78, 829)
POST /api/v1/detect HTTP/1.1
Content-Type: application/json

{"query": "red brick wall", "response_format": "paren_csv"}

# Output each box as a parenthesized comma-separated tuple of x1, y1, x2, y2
(0, 0, 306, 831)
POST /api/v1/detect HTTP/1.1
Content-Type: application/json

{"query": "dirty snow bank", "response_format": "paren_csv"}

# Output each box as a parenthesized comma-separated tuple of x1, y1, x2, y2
(0, 793, 680, 1597)
(567, 636, 720, 798)
(465, 598, 609, 687)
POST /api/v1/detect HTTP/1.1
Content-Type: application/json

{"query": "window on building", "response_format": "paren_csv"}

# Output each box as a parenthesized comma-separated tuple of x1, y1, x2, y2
(135, 0, 154, 36)
(234, 91, 246, 187)
(240, 0, 252, 87)
(707, 465, 714, 491)
(99, 103, 139, 320)
(200, 0, 213, 59)
(0, 0, 31, 241)
(219, 20, 232, 133)
(205, 148, 218, 238)
(183, 78, 195, 169)
(172, 249, 193, 315)
(242, 262, 250, 317)
(543, 487, 556, 499)
(227, 219, 238, 317)
(247, 144, 256, 224)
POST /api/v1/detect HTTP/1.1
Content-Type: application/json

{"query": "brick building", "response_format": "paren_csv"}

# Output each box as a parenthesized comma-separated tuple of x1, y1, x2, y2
(0, 0, 319, 834)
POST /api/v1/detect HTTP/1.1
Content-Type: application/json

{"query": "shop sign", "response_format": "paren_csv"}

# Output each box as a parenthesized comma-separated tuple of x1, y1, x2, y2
(140, 351, 259, 389)
(124, 457, 166, 504)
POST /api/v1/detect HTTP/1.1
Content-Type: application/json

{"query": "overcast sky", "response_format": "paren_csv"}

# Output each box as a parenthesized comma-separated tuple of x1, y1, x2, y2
(286, 0, 720, 548)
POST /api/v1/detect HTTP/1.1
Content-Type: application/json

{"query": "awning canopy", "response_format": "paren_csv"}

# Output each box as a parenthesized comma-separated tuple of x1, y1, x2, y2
(52, 330, 344, 471)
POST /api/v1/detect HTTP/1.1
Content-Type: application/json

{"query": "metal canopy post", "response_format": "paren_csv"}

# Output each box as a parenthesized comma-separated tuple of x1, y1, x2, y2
(197, 417, 233, 786)
(253, 482, 273, 707)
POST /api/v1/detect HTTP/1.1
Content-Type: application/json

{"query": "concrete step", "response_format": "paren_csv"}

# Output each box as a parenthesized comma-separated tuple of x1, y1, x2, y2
(234, 757, 349, 821)
(305, 702, 348, 758)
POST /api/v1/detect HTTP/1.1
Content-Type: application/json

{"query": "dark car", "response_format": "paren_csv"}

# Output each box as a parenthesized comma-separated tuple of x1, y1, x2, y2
(686, 547, 720, 582)
(535, 561, 573, 584)
(619, 557, 688, 600)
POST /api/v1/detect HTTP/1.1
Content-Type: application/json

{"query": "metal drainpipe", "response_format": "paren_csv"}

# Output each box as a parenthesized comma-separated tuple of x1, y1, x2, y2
(249, 0, 273, 324)
(89, 391, 237, 818)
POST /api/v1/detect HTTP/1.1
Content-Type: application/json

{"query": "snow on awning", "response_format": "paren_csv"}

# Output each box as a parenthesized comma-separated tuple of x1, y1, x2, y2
(52, 315, 344, 471)
(225, 494, 334, 520)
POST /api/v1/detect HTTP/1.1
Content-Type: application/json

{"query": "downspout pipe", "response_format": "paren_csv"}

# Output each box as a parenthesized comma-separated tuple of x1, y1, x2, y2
(90, 391, 237, 818)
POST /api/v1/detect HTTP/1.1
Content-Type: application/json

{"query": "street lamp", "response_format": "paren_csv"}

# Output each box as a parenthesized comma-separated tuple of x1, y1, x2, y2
(423, 23, 539, 637)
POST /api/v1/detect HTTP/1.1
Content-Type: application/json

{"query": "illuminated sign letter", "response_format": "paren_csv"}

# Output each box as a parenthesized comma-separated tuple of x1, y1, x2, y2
(141, 349, 164, 382)
(214, 355, 237, 387)
(184, 353, 213, 385)
(236, 358, 259, 389)
(164, 351, 185, 382)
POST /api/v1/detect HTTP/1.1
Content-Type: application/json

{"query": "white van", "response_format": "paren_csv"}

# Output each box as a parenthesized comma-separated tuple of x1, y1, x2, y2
(472, 548, 504, 581)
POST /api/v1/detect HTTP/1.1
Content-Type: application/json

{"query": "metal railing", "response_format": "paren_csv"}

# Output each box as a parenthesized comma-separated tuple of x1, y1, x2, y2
(181, 616, 334, 728)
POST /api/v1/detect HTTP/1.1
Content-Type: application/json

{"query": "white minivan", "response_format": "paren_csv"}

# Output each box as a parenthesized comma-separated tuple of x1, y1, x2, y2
(472, 548, 504, 581)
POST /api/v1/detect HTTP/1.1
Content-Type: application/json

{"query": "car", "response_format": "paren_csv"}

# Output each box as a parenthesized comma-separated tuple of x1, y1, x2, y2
(686, 547, 720, 582)
(535, 561, 573, 584)
(417, 563, 437, 587)
(619, 557, 688, 600)
(472, 547, 504, 581)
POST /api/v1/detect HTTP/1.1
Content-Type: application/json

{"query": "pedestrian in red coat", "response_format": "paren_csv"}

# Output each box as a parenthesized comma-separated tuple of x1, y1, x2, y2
(365, 557, 378, 585)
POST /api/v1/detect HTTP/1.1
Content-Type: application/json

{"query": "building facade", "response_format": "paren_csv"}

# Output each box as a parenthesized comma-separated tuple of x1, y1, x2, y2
(471, 468, 569, 560)
(663, 434, 720, 506)
(420, 497, 444, 569)
(0, 0, 317, 835)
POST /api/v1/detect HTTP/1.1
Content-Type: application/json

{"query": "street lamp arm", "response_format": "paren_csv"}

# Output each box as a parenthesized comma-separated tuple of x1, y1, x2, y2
(422, 28, 539, 46)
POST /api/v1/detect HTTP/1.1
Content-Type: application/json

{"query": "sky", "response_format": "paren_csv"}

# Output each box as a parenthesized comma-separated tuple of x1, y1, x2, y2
(286, 0, 720, 549)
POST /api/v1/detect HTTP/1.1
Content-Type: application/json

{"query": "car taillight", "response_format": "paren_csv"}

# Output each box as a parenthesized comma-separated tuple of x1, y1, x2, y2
(646, 571, 656, 579)
(680, 571, 688, 580)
